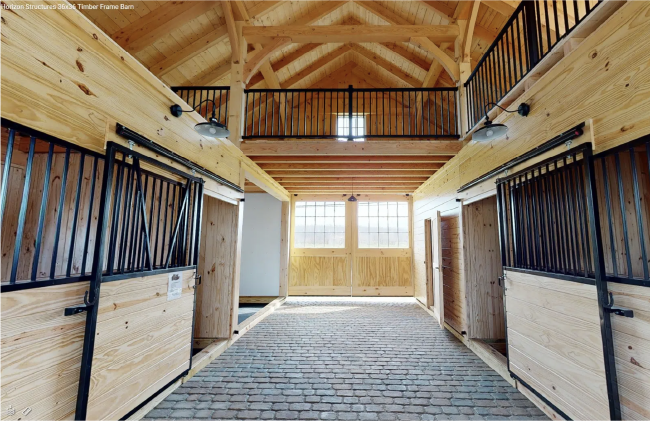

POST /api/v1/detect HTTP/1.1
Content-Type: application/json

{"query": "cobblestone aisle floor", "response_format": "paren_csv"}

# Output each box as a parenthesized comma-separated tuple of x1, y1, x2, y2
(145, 298, 546, 420)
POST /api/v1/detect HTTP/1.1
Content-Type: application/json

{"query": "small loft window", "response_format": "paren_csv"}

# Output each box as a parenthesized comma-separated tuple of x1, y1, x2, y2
(337, 116, 365, 141)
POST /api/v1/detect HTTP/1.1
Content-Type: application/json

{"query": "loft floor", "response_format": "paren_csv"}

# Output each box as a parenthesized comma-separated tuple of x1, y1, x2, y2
(144, 298, 546, 420)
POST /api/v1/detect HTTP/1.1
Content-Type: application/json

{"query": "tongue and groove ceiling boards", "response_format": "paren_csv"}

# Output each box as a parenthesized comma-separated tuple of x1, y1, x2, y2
(75, 0, 518, 194)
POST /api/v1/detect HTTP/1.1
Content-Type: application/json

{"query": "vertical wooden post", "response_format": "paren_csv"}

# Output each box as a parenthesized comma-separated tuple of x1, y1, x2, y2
(228, 21, 247, 149)
(458, 62, 472, 138)
(279, 201, 291, 297)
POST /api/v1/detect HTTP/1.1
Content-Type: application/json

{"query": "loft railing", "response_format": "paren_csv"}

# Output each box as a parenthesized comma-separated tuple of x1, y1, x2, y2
(172, 86, 230, 127)
(465, 0, 600, 130)
(172, 86, 459, 140)
(243, 86, 459, 140)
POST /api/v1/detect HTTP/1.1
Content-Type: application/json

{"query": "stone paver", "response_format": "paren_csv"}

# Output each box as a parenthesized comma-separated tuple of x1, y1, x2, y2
(144, 298, 546, 420)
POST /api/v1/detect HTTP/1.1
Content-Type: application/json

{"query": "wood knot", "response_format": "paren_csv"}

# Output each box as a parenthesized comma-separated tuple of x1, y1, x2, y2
(76, 60, 84, 72)
(77, 83, 95, 96)
(590, 51, 598, 59)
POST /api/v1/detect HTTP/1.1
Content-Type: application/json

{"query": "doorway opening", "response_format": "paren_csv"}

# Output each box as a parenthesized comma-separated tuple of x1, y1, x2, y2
(239, 191, 282, 324)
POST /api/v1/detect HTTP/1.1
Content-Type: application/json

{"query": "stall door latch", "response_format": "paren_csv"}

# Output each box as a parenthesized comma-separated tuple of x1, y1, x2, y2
(604, 292, 634, 318)
(64, 290, 97, 316)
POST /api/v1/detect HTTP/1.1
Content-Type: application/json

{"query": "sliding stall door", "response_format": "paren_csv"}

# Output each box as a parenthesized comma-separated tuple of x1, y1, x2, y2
(289, 197, 352, 296)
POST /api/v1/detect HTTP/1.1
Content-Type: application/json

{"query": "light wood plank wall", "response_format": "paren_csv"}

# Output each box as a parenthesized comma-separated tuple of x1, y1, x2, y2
(87, 270, 195, 421)
(1, 281, 90, 421)
(504, 270, 610, 420)
(462, 196, 504, 340)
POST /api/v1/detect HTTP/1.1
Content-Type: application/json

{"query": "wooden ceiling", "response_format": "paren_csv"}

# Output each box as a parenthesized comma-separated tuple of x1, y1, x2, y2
(75, 0, 518, 194)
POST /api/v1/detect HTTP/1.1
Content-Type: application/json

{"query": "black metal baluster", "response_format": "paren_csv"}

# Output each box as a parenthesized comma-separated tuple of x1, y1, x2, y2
(516, 11, 525, 76)
(50, 148, 70, 279)
(614, 153, 633, 278)
(80, 156, 98, 276)
(629, 148, 648, 280)
(107, 162, 125, 275)
(31, 143, 55, 281)
(271, 92, 276, 137)
(0, 129, 15, 223)
(600, 158, 618, 277)
(561, 0, 570, 35)
(153, 179, 165, 268)
(66, 153, 86, 277)
(160, 183, 171, 267)
(117, 165, 134, 273)
(10, 136, 35, 284)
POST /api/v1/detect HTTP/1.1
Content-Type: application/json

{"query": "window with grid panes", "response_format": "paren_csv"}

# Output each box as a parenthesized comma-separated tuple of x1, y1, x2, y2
(294, 202, 346, 248)
(358, 202, 409, 248)
(337, 116, 365, 141)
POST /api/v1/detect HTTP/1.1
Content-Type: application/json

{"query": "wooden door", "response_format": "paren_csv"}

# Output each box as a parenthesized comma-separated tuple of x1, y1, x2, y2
(424, 219, 434, 307)
(463, 196, 505, 340)
(352, 198, 413, 296)
(289, 197, 352, 296)
(432, 212, 444, 328)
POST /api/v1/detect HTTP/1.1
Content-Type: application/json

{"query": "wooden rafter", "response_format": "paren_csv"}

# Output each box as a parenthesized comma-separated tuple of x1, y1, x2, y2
(350, 45, 422, 88)
(378, 43, 431, 72)
(112, 2, 217, 54)
(484, 1, 517, 16)
(242, 25, 459, 44)
(463, 2, 482, 63)
(244, 38, 292, 83)
(271, 43, 321, 72)
(353, 1, 459, 82)
(222, 1, 240, 63)
(281, 46, 351, 88)
(420, 1, 457, 20)
(150, 26, 228, 77)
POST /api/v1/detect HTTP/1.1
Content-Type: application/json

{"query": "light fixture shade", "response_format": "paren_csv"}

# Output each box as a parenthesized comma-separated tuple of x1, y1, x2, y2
(347, 195, 357, 202)
(194, 118, 230, 138)
(472, 121, 508, 142)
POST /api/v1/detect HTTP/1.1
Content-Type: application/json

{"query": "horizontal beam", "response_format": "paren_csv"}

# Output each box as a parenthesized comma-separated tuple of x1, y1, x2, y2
(282, 187, 417, 192)
(257, 163, 443, 170)
(242, 25, 459, 44)
(270, 177, 431, 183)
(248, 155, 453, 163)
(264, 170, 437, 177)
(241, 140, 464, 155)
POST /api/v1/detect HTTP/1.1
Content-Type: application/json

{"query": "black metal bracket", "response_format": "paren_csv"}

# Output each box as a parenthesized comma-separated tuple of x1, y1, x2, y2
(64, 290, 96, 316)
(604, 292, 634, 318)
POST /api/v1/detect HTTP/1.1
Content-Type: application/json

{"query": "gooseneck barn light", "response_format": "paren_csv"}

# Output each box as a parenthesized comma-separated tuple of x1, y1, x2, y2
(170, 102, 230, 138)
(473, 102, 530, 142)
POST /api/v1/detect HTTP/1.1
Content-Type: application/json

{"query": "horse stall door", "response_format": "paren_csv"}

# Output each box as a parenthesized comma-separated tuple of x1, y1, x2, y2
(463, 196, 505, 351)
(194, 195, 241, 348)
(440, 211, 466, 335)
(424, 219, 434, 308)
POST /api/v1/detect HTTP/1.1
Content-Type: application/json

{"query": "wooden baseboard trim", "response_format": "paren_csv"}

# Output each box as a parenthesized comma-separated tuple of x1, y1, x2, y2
(240, 296, 278, 304)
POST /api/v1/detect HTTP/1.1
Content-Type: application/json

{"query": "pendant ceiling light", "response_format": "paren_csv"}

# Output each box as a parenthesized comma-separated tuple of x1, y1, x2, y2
(348, 179, 357, 202)
(170, 103, 230, 138)
(472, 103, 530, 142)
